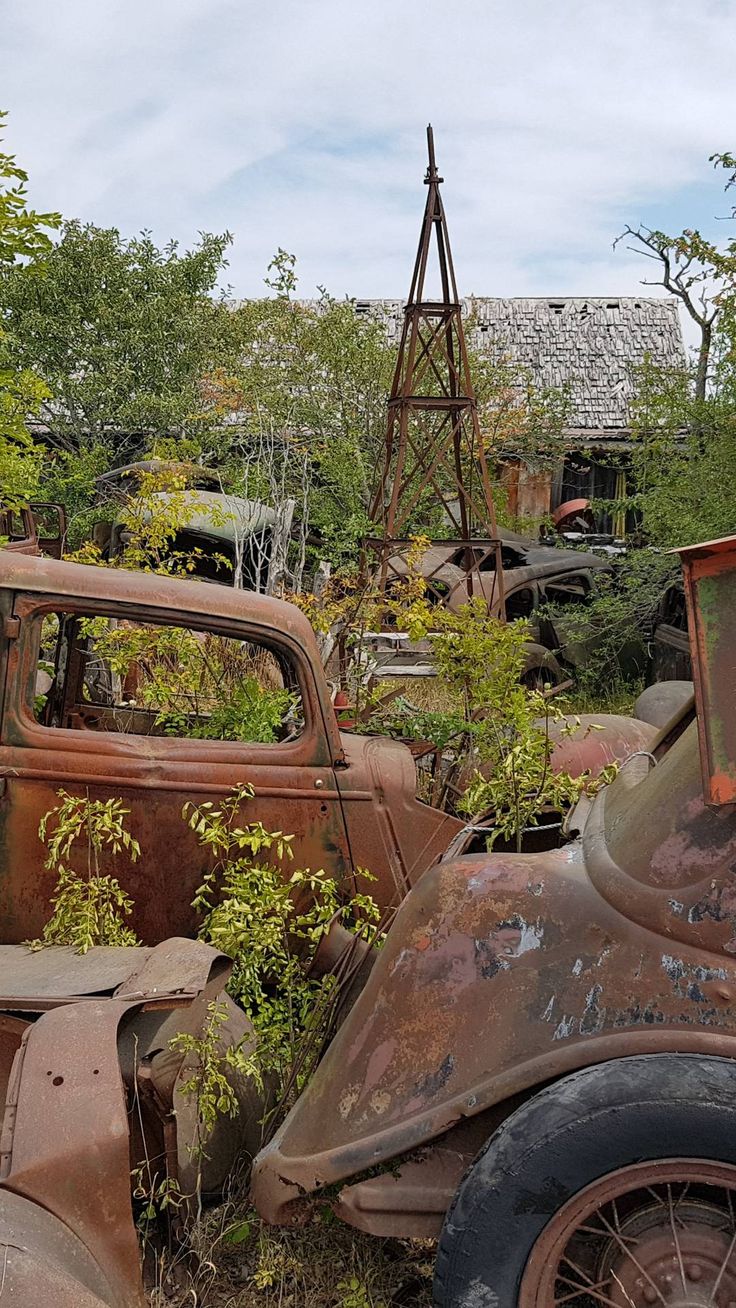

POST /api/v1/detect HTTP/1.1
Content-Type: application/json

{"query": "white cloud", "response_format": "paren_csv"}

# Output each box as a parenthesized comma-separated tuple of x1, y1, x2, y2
(1, 0, 734, 354)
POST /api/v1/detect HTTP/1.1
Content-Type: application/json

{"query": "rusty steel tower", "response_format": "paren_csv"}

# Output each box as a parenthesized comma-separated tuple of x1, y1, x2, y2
(367, 125, 504, 612)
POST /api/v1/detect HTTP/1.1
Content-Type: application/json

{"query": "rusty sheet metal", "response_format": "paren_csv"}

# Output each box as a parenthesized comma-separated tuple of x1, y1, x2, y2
(0, 1015, 28, 1108)
(0, 553, 452, 943)
(0, 940, 237, 1304)
(1, 999, 146, 1308)
(583, 718, 736, 950)
(545, 713, 658, 776)
(633, 679, 694, 730)
(453, 713, 660, 810)
(0, 945, 155, 1007)
(114, 935, 230, 998)
(336, 733, 464, 905)
(0, 556, 350, 943)
(0, 1188, 118, 1306)
(336, 1142, 472, 1238)
(252, 720, 736, 1228)
(677, 534, 736, 804)
(552, 498, 593, 531)
(0, 939, 230, 1011)
(0, 552, 327, 662)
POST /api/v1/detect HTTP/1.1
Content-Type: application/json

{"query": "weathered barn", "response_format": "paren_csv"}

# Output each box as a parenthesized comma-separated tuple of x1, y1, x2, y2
(354, 295, 687, 528)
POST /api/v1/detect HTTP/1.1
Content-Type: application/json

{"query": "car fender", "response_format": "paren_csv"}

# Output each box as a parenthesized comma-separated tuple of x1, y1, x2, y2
(252, 835, 736, 1222)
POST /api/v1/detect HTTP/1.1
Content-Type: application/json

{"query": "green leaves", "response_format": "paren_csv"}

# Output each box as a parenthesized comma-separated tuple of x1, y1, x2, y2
(0, 110, 60, 268)
(2, 219, 233, 455)
(417, 599, 607, 850)
(0, 112, 59, 508)
(29, 790, 141, 954)
(185, 786, 379, 1117)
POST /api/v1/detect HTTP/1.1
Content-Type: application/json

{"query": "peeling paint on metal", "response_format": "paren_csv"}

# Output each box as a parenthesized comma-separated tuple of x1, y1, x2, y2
(552, 1015, 576, 1041)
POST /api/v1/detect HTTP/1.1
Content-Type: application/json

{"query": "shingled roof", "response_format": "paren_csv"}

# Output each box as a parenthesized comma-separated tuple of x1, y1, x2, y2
(352, 296, 686, 442)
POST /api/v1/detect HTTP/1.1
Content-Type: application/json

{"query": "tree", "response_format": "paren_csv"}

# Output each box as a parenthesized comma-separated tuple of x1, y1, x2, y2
(0, 111, 60, 505)
(616, 155, 736, 402)
(2, 221, 234, 459)
(222, 251, 397, 564)
(223, 255, 572, 562)
(629, 353, 736, 548)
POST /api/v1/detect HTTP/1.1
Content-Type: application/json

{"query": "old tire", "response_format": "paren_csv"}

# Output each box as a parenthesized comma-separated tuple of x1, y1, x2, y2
(433, 1053, 736, 1307)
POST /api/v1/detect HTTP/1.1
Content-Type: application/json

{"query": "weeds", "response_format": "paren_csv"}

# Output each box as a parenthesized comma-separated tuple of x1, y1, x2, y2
(27, 790, 141, 953)
(180, 784, 381, 1138)
(151, 1203, 433, 1308)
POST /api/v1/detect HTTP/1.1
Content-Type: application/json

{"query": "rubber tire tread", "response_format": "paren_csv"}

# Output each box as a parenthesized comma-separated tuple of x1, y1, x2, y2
(433, 1053, 736, 1308)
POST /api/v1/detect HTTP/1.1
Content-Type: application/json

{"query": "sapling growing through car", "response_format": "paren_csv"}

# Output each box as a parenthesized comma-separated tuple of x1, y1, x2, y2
(177, 783, 381, 1142)
(28, 789, 141, 953)
(402, 596, 614, 850)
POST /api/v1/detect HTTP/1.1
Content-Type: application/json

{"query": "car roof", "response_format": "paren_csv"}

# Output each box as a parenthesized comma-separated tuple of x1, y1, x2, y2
(419, 542, 611, 574)
(0, 552, 315, 649)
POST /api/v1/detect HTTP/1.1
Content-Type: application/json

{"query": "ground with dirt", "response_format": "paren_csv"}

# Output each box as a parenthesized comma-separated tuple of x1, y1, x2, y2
(154, 1208, 434, 1308)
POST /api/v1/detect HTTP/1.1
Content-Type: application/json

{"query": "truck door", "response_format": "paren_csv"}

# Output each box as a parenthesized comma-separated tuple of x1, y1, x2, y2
(0, 591, 352, 944)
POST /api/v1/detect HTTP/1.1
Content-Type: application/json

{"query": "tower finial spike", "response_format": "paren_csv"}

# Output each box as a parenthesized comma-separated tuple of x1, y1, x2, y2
(425, 123, 441, 184)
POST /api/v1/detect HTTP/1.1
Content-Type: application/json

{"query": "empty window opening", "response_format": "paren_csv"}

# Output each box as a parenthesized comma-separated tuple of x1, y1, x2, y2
(32, 611, 303, 744)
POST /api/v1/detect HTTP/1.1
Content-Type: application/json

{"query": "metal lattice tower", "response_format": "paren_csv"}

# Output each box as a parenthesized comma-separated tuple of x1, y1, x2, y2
(368, 125, 504, 611)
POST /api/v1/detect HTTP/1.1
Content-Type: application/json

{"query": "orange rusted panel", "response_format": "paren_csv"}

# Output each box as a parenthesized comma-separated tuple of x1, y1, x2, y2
(0, 553, 467, 941)
(252, 712, 736, 1234)
(677, 534, 736, 805)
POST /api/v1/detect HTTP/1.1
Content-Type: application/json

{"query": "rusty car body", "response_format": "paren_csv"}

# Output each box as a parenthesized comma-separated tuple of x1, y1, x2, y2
(648, 576, 692, 682)
(251, 533, 736, 1307)
(0, 938, 258, 1306)
(0, 502, 66, 559)
(93, 461, 282, 590)
(0, 549, 684, 1306)
(383, 531, 611, 618)
(0, 551, 469, 942)
(377, 532, 640, 687)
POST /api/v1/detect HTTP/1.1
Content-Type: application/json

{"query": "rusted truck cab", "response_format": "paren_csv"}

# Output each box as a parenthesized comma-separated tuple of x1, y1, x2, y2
(253, 535, 736, 1308)
(0, 553, 461, 942)
(0, 553, 469, 1306)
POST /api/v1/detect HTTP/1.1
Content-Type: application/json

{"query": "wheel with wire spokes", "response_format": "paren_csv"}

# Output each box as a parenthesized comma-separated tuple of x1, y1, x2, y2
(433, 1056, 736, 1308)
(520, 1160, 736, 1307)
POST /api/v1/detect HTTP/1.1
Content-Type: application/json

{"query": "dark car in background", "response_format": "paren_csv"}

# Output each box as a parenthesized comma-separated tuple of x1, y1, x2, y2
(649, 578, 692, 681)
(378, 531, 636, 687)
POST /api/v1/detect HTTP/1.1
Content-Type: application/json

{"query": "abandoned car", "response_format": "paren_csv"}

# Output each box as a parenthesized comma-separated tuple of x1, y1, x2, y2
(0, 540, 732, 1306)
(92, 460, 287, 591)
(370, 530, 637, 687)
(251, 533, 736, 1307)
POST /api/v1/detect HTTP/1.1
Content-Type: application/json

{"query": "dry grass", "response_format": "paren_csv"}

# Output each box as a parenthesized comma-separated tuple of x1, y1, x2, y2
(379, 675, 464, 715)
(150, 1205, 435, 1308)
(382, 674, 643, 720)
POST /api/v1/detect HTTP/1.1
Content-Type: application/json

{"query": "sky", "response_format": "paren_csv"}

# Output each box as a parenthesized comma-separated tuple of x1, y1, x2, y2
(1, 0, 735, 352)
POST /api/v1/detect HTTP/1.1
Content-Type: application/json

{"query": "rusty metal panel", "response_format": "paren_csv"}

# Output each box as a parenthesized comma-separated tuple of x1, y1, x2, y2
(336, 732, 464, 904)
(0, 552, 332, 679)
(0, 940, 230, 1010)
(0, 938, 248, 1305)
(114, 936, 230, 998)
(677, 534, 736, 804)
(0, 1188, 118, 1306)
(252, 746, 736, 1226)
(2, 999, 147, 1308)
(0, 945, 154, 1006)
(545, 713, 659, 776)
(336, 1142, 469, 1238)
